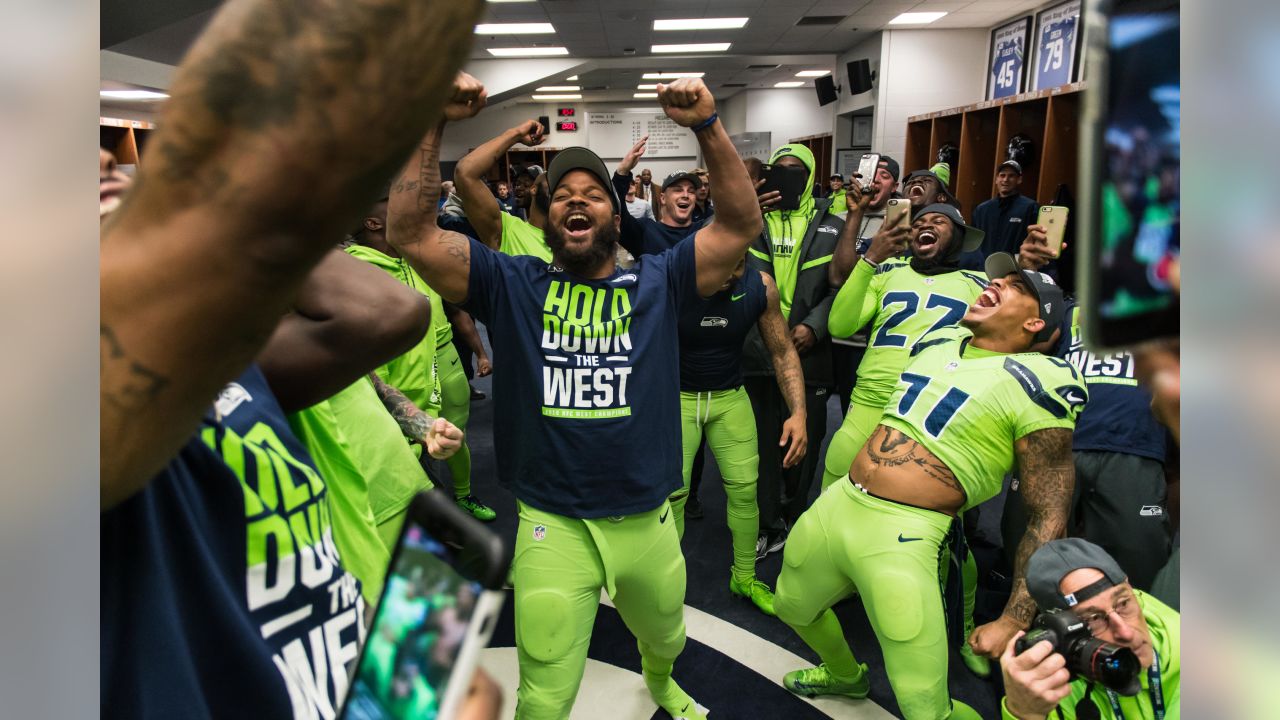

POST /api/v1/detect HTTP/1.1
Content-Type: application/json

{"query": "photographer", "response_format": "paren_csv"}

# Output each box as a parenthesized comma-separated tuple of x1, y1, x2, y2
(1001, 539, 1180, 720)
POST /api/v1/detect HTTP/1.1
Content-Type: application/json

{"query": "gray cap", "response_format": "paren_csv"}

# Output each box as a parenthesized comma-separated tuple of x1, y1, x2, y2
(998, 159, 1023, 174)
(546, 147, 620, 212)
(1027, 538, 1129, 611)
(913, 202, 985, 253)
(984, 252, 1065, 344)
(661, 170, 702, 191)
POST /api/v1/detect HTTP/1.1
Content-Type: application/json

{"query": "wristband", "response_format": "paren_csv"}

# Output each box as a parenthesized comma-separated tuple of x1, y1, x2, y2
(691, 112, 719, 134)
(860, 255, 879, 270)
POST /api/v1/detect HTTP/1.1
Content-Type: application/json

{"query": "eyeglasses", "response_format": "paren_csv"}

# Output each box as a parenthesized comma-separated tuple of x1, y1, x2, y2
(1077, 591, 1140, 635)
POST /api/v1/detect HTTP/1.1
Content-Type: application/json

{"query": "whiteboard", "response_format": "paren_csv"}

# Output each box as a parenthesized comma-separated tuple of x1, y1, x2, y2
(587, 112, 698, 159)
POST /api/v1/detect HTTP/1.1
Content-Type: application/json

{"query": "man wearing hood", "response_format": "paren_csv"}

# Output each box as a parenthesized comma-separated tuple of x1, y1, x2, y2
(741, 143, 844, 558)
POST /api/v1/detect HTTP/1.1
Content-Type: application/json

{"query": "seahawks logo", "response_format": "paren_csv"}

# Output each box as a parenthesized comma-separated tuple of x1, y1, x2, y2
(214, 383, 252, 419)
(700, 317, 728, 328)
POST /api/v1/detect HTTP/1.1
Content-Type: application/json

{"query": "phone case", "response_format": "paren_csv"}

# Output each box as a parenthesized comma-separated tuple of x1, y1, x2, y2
(885, 198, 912, 229)
(1038, 205, 1068, 256)
(856, 154, 881, 192)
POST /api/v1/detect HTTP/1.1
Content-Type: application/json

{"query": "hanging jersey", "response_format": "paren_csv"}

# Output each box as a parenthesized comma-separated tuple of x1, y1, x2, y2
(880, 328, 1088, 511)
(677, 265, 768, 391)
(102, 366, 364, 719)
(1055, 304, 1167, 461)
(839, 259, 988, 409)
(463, 236, 698, 519)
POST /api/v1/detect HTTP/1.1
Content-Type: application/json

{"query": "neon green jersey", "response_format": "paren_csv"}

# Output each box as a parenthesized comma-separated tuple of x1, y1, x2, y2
(880, 328, 1088, 511)
(830, 259, 988, 408)
(345, 244, 443, 414)
(500, 212, 552, 262)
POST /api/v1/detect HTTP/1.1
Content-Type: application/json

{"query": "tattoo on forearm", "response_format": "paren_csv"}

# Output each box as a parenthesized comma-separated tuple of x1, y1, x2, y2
(368, 372, 432, 441)
(101, 324, 170, 411)
(760, 304, 806, 416)
(1007, 428, 1075, 623)
(865, 426, 963, 493)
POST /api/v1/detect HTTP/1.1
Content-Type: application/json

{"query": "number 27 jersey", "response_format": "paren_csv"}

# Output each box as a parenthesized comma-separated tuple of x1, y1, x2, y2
(879, 329, 1088, 511)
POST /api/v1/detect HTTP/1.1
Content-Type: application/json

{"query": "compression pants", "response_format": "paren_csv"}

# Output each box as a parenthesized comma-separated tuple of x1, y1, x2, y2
(512, 500, 690, 719)
(774, 478, 981, 720)
(436, 341, 472, 499)
(670, 388, 760, 584)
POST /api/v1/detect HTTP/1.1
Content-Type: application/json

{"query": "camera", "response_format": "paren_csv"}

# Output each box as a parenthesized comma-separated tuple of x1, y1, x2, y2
(1014, 608, 1141, 695)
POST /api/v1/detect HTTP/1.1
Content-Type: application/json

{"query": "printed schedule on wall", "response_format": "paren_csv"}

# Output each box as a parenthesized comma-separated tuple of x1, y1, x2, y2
(1033, 0, 1081, 91)
(587, 112, 698, 159)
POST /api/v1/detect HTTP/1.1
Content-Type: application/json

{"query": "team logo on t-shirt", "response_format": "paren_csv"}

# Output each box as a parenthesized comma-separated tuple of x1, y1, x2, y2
(540, 280, 636, 419)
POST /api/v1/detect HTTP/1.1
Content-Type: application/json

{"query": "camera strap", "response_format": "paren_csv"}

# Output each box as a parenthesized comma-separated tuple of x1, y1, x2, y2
(1103, 648, 1164, 720)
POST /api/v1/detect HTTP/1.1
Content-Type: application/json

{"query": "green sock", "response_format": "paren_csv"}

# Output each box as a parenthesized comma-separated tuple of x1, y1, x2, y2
(786, 609, 863, 682)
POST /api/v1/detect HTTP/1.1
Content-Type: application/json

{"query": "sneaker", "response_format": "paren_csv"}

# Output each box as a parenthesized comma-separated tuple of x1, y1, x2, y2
(959, 642, 991, 678)
(686, 495, 704, 520)
(783, 663, 870, 699)
(469, 384, 486, 400)
(763, 528, 788, 557)
(729, 576, 776, 616)
(755, 534, 770, 561)
(456, 494, 497, 522)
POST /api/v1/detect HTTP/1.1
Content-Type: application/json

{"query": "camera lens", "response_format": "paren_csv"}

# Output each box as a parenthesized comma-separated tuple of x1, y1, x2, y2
(1071, 638, 1141, 695)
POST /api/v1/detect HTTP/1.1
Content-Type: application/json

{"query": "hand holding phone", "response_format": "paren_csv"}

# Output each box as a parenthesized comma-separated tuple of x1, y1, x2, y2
(856, 153, 881, 194)
(1036, 205, 1069, 257)
(884, 197, 912, 231)
(757, 163, 806, 211)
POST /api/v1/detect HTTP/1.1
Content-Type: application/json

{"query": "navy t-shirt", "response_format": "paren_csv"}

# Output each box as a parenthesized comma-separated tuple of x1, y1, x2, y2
(1053, 303, 1167, 461)
(102, 366, 365, 718)
(463, 237, 698, 518)
(678, 264, 768, 391)
(613, 171, 708, 258)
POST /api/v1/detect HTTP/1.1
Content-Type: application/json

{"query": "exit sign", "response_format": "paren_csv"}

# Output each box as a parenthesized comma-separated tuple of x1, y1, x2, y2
(556, 120, 579, 132)
(558, 107, 575, 117)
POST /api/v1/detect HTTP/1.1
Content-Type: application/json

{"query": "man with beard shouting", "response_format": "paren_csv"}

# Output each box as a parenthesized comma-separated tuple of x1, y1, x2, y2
(384, 77, 761, 719)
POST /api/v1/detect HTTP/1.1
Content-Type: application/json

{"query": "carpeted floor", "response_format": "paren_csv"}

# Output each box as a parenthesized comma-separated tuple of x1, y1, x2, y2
(455, 327, 1010, 718)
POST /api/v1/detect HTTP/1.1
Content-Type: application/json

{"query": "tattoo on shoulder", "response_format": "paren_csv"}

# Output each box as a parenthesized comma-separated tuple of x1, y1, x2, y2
(865, 426, 963, 493)
(101, 324, 170, 411)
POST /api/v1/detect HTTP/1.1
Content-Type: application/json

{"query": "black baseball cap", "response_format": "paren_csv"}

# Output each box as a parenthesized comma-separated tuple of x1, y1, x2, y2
(997, 159, 1023, 175)
(1027, 539, 1129, 611)
(879, 155, 900, 182)
(984, 252, 1066, 343)
(661, 170, 703, 191)
(830, 173, 844, 180)
(913, 203, 985, 254)
(546, 147, 620, 212)
(902, 169, 958, 205)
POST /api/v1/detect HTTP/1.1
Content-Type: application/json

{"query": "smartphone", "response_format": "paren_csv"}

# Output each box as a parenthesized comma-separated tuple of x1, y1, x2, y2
(339, 490, 509, 720)
(884, 197, 912, 231)
(757, 163, 806, 211)
(856, 153, 881, 193)
(1037, 205, 1069, 257)
(1078, 0, 1179, 351)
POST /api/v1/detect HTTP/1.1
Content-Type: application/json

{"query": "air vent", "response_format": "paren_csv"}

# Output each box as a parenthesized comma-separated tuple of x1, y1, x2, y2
(746, 64, 779, 70)
(796, 15, 844, 26)
(721, 83, 747, 87)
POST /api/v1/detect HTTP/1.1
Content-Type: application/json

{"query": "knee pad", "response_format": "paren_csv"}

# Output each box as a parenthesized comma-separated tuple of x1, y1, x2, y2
(782, 517, 817, 570)
(516, 589, 575, 663)
(865, 570, 925, 643)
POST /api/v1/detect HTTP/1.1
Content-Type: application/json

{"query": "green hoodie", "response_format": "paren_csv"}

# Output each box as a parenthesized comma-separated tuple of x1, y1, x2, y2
(345, 244, 443, 414)
(765, 143, 817, 318)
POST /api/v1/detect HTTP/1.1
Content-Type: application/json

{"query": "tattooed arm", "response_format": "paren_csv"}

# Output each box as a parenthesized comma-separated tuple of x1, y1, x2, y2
(455, 119, 544, 249)
(368, 373, 464, 460)
(969, 427, 1074, 658)
(100, 0, 484, 508)
(387, 74, 487, 304)
(758, 272, 808, 468)
(257, 250, 430, 413)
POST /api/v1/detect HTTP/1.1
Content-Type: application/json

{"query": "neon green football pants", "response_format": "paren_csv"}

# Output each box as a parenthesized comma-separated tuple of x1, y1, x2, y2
(436, 341, 472, 499)
(774, 478, 981, 720)
(512, 500, 689, 719)
(669, 388, 760, 584)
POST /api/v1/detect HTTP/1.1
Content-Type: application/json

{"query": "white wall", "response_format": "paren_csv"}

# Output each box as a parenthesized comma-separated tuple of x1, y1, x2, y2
(871, 29, 989, 164)
(836, 33, 883, 115)
(741, 89, 835, 147)
(720, 92, 749, 137)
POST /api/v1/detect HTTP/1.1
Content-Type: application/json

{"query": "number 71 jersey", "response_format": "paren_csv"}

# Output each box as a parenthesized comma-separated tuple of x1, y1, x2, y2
(851, 260, 989, 409)
(879, 328, 1089, 512)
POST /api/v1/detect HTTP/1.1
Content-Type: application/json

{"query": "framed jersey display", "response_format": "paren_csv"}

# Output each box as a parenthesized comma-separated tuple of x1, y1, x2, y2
(1032, 0, 1083, 91)
(987, 16, 1032, 100)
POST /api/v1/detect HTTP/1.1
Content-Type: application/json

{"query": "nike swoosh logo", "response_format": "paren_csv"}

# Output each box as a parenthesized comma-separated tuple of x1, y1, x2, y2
(731, 292, 746, 301)
(1065, 392, 1083, 403)
(898, 534, 923, 542)
(660, 509, 670, 524)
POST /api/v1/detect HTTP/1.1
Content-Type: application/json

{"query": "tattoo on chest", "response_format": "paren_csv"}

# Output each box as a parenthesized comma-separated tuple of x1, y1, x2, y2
(866, 427, 963, 492)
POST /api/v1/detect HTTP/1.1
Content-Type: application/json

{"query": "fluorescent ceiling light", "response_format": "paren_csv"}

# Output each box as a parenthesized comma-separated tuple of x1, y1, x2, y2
(651, 43, 731, 53)
(476, 22, 555, 34)
(642, 72, 705, 79)
(653, 18, 748, 31)
(566, 75, 579, 81)
(774, 81, 804, 88)
(532, 94, 582, 100)
(100, 90, 169, 100)
(634, 93, 658, 98)
(488, 46, 569, 57)
(889, 11, 947, 25)
(796, 70, 830, 77)
(637, 84, 659, 90)
(537, 85, 580, 91)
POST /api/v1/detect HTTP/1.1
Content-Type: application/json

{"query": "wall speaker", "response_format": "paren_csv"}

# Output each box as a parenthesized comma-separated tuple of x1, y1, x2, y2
(815, 74, 839, 106)
(847, 59, 873, 95)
